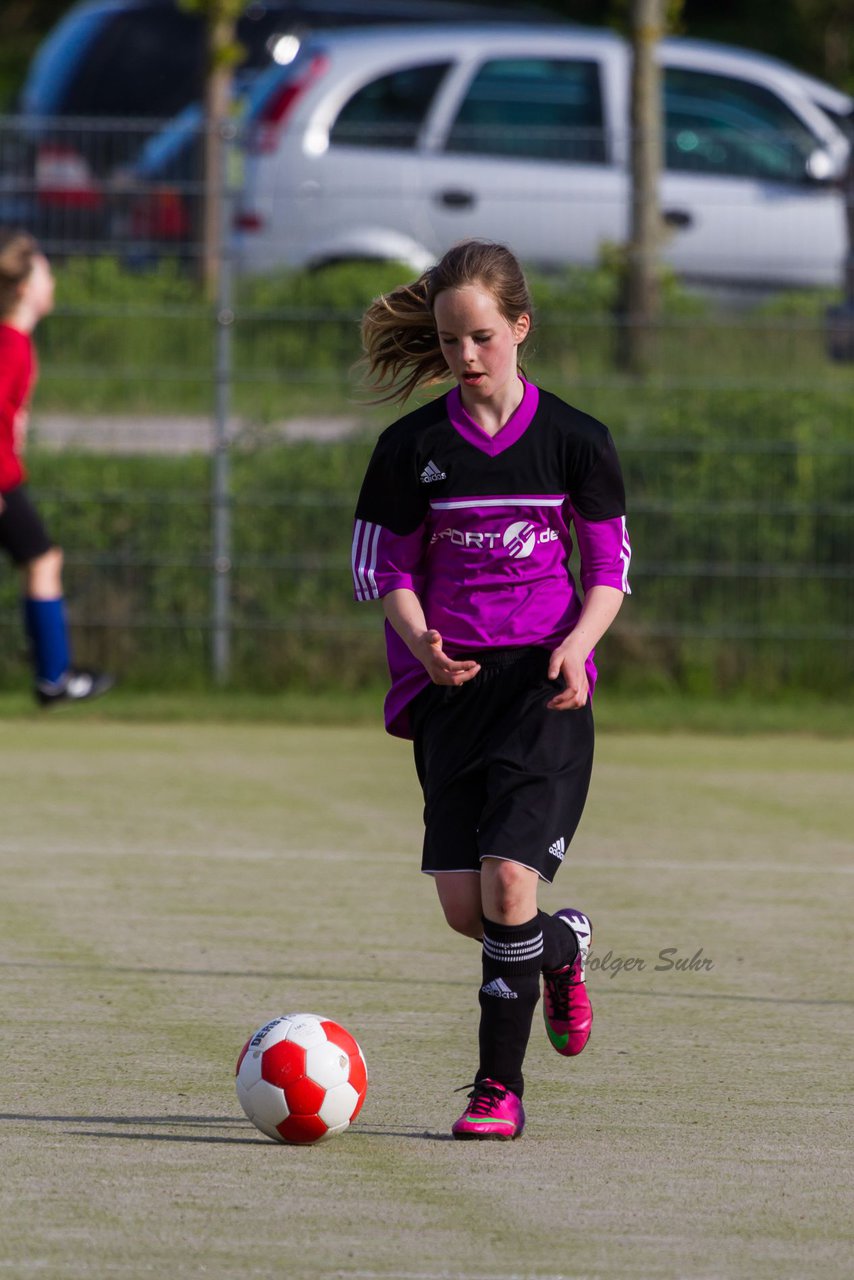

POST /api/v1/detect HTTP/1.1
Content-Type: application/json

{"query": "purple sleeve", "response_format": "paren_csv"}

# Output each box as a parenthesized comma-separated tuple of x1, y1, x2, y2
(352, 518, 426, 602)
(572, 511, 632, 595)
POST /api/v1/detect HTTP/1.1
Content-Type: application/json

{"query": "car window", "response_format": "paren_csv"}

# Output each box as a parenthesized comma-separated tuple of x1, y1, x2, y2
(444, 59, 606, 163)
(330, 63, 452, 149)
(664, 68, 819, 182)
(61, 9, 205, 118)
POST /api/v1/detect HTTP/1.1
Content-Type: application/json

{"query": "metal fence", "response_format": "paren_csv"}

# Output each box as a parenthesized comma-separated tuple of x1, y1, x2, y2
(1, 113, 852, 696)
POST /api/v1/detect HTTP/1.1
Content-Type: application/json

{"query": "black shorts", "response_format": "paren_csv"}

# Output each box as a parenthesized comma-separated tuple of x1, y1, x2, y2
(0, 485, 54, 565)
(411, 646, 595, 883)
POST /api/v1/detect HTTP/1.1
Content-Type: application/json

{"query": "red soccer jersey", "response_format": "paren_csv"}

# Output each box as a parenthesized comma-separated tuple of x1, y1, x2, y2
(0, 322, 35, 492)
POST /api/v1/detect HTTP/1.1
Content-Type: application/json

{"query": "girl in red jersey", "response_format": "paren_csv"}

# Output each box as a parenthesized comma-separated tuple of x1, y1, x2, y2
(353, 241, 631, 1139)
(0, 228, 112, 704)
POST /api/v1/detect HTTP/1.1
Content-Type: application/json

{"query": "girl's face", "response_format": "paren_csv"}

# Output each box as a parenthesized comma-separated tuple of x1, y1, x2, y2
(434, 284, 530, 401)
(24, 253, 55, 320)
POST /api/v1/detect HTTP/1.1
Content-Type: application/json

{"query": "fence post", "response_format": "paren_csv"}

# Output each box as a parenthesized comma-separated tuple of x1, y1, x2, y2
(211, 114, 236, 684)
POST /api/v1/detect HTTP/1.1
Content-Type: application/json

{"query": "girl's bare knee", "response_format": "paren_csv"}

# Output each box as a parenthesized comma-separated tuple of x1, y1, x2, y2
(482, 858, 539, 924)
(25, 546, 64, 597)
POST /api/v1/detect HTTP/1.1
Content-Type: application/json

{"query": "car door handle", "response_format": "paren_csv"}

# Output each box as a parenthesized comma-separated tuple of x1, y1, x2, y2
(663, 208, 693, 229)
(436, 189, 476, 209)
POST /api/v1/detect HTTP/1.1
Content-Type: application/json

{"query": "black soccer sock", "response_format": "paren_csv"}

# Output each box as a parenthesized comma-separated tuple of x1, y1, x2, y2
(538, 908, 579, 973)
(476, 915, 544, 1098)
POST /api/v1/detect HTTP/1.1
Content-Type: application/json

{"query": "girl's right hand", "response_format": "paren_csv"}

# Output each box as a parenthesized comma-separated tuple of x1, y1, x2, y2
(416, 629, 480, 686)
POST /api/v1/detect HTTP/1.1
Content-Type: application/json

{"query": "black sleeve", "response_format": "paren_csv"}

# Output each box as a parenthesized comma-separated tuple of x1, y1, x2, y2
(354, 426, 428, 536)
(567, 424, 627, 521)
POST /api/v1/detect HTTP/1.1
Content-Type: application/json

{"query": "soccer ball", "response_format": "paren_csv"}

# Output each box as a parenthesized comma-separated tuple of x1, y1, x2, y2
(235, 1012, 368, 1145)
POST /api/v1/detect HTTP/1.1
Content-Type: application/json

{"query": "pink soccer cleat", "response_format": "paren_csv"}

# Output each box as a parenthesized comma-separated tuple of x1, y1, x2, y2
(452, 1079, 525, 1141)
(542, 908, 593, 1057)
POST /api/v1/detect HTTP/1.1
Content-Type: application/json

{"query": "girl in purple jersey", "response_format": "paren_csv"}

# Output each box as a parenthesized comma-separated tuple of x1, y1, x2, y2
(353, 240, 631, 1139)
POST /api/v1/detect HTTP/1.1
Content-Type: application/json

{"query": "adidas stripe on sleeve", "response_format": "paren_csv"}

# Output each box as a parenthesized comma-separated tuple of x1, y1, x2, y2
(352, 426, 428, 602)
(351, 518, 381, 602)
(351, 518, 427, 601)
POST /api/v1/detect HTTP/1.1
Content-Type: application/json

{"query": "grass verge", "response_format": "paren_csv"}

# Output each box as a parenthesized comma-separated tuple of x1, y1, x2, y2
(0, 686, 851, 735)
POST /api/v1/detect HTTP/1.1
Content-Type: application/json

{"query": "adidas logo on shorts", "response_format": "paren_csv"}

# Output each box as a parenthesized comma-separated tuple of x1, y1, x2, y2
(548, 836, 566, 861)
(420, 460, 447, 484)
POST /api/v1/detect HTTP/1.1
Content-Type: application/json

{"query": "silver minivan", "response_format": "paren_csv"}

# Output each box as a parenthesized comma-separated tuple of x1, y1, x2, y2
(235, 24, 853, 287)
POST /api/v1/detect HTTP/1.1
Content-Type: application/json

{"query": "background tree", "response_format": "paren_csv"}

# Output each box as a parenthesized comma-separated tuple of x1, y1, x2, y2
(616, 0, 685, 374)
(0, 0, 74, 106)
(178, 0, 243, 299)
(533, 1, 852, 91)
(5, 1, 852, 107)
(790, 0, 850, 88)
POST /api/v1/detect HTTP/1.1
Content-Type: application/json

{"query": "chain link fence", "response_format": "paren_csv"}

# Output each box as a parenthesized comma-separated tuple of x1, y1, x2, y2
(1, 112, 852, 696)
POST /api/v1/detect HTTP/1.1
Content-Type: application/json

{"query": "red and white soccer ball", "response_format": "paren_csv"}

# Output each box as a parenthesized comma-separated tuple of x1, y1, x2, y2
(235, 1012, 368, 1145)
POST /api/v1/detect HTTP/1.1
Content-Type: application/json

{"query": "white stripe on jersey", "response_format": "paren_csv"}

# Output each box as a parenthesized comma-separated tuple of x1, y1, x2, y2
(366, 522, 380, 596)
(620, 516, 632, 594)
(351, 519, 366, 598)
(430, 495, 565, 510)
(352, 519, 381, 600)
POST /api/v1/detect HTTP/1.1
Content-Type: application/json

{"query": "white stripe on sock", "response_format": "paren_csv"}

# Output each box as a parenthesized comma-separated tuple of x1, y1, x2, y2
(482, 931, 544, 964)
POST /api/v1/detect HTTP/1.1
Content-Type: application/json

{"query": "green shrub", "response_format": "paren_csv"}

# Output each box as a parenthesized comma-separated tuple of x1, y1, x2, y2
(3, 258, 849, 696)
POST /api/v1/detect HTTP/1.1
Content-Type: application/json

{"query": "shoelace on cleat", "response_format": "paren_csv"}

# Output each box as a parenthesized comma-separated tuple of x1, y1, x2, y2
(544, 967, 574, 1021)
(455, 1081, 508, 1116)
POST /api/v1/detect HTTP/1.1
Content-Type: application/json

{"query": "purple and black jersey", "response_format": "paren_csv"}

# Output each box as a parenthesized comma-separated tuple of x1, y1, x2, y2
(352, 379, 631, 738)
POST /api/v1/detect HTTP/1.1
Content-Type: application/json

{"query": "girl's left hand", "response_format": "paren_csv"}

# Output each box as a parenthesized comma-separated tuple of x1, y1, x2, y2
(546, 640, 589, 711)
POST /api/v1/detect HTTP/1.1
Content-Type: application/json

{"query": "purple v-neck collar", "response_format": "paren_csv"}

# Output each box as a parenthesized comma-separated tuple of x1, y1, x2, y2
(446, 377, 539, 457)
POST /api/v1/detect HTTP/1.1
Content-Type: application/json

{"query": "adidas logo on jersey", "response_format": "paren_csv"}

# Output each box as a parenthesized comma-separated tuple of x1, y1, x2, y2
(548, 837, 566, 861)
(420, 460, 447, 484)
(480, 977, 518, 1000)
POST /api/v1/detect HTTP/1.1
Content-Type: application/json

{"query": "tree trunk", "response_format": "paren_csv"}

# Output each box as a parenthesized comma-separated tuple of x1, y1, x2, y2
(823, 15, 849, 86)
(200, 13, 233, 300)
(617, 0, 664, 375)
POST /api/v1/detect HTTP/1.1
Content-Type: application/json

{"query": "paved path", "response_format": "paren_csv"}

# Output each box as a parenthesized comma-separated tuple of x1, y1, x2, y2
(31, 412, 364, 454)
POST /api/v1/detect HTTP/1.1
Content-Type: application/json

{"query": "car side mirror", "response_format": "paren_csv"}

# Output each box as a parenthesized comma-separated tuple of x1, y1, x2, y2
(805, 146, 845, 183)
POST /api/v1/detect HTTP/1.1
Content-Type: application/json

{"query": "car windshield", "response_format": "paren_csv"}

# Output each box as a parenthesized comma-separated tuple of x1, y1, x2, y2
(664, 68, 819, 182)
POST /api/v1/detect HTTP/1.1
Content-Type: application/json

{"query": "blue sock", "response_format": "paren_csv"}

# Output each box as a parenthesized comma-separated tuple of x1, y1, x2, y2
(23, 597, 71, 686)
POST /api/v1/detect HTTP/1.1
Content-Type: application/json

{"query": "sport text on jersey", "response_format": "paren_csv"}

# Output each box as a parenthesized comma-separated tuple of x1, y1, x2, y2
(431, 520, 560, 560)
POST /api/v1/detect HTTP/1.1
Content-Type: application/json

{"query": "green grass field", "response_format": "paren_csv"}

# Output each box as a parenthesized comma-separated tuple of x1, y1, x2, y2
(2, 718, 852, 1280)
